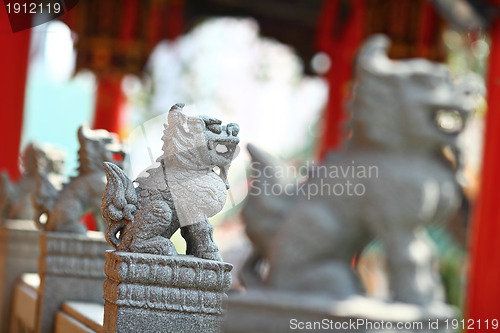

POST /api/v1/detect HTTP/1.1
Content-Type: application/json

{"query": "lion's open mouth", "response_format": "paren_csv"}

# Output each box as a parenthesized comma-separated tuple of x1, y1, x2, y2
(216, 144, 228, 154)
(434, 109, 465, 135)
(106, 143, 127, 167)
(207, 139, 239, 158)
(214, 141, 237, 158)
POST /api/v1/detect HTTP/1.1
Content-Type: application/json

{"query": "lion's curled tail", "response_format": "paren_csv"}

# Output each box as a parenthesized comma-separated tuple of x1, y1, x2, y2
(102, 162, 137, 248)
(242, 144, 294, 246)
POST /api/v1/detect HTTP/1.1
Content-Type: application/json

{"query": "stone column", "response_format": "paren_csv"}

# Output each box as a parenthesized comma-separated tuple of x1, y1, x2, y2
(103, 251, 232, 333)
(0, 220, 39, 333)
(36, 232, 111, 333)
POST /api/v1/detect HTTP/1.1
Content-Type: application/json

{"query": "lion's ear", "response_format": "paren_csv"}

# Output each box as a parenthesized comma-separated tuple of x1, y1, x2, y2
(77, 124, 91, 145)
(356, 34, 391, 76)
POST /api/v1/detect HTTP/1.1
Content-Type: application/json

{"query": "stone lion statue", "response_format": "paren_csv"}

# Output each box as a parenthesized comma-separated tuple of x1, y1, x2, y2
(0, 143, 64, 222)
(101, 103, 240, 261)
(33, 125, 126, 234)
(241, 35, 477, 310)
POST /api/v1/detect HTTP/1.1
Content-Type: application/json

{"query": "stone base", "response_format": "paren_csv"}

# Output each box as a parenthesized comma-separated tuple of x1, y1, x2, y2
(224, 290, 457, 333)
(103, 251, 232, 333)
(0, 220, 39, 333)
(36, 231, 111, 333)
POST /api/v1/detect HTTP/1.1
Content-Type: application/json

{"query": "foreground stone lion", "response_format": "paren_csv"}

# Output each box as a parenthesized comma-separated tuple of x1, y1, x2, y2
(102, 104, 240, 261)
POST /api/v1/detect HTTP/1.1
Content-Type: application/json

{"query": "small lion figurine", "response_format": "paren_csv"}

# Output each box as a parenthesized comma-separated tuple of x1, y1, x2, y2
(0, 143, 64, 222)
(33, 125, 126, 234)
(101, 103, 240, 261)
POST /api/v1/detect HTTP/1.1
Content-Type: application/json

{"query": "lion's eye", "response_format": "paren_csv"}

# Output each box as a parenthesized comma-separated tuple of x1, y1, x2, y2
(207, 124, 222, 134)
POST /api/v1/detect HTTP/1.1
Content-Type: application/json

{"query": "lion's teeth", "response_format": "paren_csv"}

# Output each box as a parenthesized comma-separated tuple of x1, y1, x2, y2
(208, 141, 214, 150)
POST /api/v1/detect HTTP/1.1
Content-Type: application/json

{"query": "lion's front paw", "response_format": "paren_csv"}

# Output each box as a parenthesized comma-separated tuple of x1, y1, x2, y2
(131, 236, 178, 256)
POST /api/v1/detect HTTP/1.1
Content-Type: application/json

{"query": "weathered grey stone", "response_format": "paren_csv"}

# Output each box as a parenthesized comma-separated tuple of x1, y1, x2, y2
(0, 143, 64, 222)
(0, 220, 39, 333)
(102, 103, 240, 261)
(225, 290, 456, 333)
(236, 35, 477, 328)
(36, 232, 111, 333)
(33, 125, 126, 234)
(103, 251, 232, 332)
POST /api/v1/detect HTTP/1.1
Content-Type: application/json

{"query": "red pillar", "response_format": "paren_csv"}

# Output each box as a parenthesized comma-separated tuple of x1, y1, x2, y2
(466, 15, 500, 326)
(165, 0, 184, 40)
(415, 0, 439, 59)
(316, 0, 365, 159)
(92, 75, 125, 135)
(0, 6, 31, 181)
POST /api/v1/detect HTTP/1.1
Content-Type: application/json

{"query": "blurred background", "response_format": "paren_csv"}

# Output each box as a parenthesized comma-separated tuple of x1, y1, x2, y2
(1, 0, 500, 320)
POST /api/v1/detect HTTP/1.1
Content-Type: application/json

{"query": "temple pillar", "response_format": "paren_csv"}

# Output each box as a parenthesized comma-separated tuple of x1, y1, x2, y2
(466, 9, 500, 326)
(0, 7, 31, 181)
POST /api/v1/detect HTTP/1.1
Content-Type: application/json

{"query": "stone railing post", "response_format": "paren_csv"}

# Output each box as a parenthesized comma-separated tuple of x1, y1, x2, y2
(103, 252, 232, 332)
(0, 220, 39, 332)
(35, 232, 111, 333)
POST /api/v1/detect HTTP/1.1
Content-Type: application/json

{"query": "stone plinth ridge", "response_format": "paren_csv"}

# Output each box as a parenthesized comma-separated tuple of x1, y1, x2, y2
(104, 251, 232, 315)
(0, 227, 39, 257)
(36, 231, 111, 333)
(39, 232, 110, 278)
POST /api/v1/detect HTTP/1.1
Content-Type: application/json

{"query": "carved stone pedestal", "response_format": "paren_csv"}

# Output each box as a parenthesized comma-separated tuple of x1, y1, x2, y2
(36, 232, 111, 333)
(103, 251, 232, 333)
(0, 220, 39, 332)
(225, 290, 456, 333)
